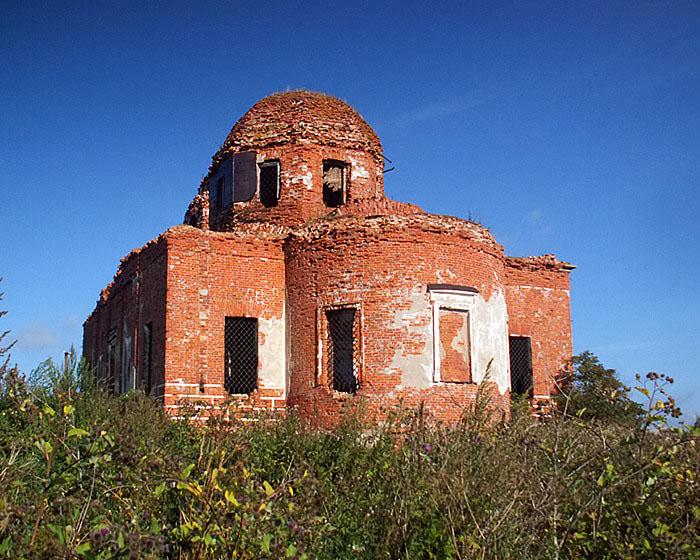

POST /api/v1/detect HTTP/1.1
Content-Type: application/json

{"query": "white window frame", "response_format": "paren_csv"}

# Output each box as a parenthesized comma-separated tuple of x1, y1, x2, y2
(429, 288, 477, 383)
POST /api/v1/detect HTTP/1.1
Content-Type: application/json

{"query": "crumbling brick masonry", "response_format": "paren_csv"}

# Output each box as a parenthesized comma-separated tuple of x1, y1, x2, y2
(83, 91, 574, 424)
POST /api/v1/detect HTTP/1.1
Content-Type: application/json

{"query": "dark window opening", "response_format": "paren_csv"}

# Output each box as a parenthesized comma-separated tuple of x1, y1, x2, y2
(233, 151, 257, 202)
(143, 322, 153, 394)
(326, 308, 359, 393)
(509, 336, 533, 396)
(106, 328, 117, 394)
(259, 160, 280, 207)
(215, 176, 226, 210)
(121, 330, 133, 394)
(323, 160, 347, 207)
(224, 317, 258, 395)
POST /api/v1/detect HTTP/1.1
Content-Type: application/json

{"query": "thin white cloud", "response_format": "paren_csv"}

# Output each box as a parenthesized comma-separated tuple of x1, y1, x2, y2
(16, 323, 57, 351)
(387, 92, 493, 127)
(503, 208, 553, 249)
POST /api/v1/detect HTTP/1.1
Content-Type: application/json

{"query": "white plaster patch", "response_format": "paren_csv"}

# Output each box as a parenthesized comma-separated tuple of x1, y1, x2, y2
(258, 314, 286, 395)
(290, 164, 314, 191)
(388, 288, 434, 389)
(349, 157, 370, 180)
(436, 269, 457, 283)
(470, 289, 509, 394)
(389, 287, 510, 394)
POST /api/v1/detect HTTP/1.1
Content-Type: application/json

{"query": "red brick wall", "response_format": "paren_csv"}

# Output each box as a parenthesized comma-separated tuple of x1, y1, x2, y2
(162, 226, 287, 415)
(208, 145, 383, 230)
(285, 214, 510, 426)
(504, 256, 573, 397)
(82, 237, 167, 398)
(84, 92, 575, 426)
(202, 91, 384, 231)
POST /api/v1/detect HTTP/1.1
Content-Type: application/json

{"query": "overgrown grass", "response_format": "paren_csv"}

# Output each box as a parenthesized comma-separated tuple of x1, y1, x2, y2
(0, 354, 697, 559)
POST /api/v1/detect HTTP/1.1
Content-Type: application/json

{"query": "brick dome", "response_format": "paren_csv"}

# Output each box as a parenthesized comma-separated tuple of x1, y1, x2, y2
(212, 91, 382, 165)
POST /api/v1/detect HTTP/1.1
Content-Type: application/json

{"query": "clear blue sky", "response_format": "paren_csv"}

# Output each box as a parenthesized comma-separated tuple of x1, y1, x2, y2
(1, 1, 698, 417)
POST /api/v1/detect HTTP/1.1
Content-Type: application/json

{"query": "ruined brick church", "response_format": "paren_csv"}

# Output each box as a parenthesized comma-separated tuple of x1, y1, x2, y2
(83, 91, 574, 423)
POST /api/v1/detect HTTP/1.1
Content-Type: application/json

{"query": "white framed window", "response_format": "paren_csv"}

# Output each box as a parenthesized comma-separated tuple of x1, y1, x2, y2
(428, 285, 478, 384)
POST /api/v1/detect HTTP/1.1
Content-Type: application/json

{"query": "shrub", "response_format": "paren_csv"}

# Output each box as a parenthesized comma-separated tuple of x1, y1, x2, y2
(0, 353, 697, 559)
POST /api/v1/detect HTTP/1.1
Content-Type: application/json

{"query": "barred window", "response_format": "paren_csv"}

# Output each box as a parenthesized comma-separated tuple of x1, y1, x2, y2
(259, 160, 280, 207)
(326, 308, 359, 393)
(224, 317, 258, 395)
(323, 160, 347, 207)
(509, 336, 533, 396)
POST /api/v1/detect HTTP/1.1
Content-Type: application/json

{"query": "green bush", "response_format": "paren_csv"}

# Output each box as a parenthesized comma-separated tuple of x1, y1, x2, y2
(0, 354, 697, 559)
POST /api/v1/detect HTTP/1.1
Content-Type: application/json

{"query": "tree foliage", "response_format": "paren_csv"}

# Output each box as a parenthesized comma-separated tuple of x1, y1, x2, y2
(557, 351, 645, 423)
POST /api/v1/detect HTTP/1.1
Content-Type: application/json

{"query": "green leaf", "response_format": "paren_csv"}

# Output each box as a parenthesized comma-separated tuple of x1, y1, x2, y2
(117, 531, 125, 549)
(262, 533, 272, 553)
(225, 489, 239, 507)
(43, 404, 56, 417)
(181, 463, 195, 479)
(75, 542, 91, 555)
(47, 524, 67, 545)
(68, 428, 89, 439)
(263, 480, 275, 497)
(154, 482, 167, 497)
(63, 404, 75, 416)
(286, 544, 297, 557)
(204, 534, 216, 546)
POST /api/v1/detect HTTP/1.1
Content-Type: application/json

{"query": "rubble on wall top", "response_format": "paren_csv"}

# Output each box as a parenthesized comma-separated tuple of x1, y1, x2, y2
(291, 203, 503, 253)
(86, 223, 288, 321)
(169, 223, 290, 241)
(506, 254, 575, 272)
(332, 197, 424, 218)
(211, 91, 382, 169)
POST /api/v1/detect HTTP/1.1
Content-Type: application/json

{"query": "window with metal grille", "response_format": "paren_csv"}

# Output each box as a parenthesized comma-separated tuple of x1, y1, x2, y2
(259, 160, 280, 207)
(326, 308, 359, 393)
(323, 160, 347, 207)
(224, 317, 258, 395)
(509, 336, 533, 396)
